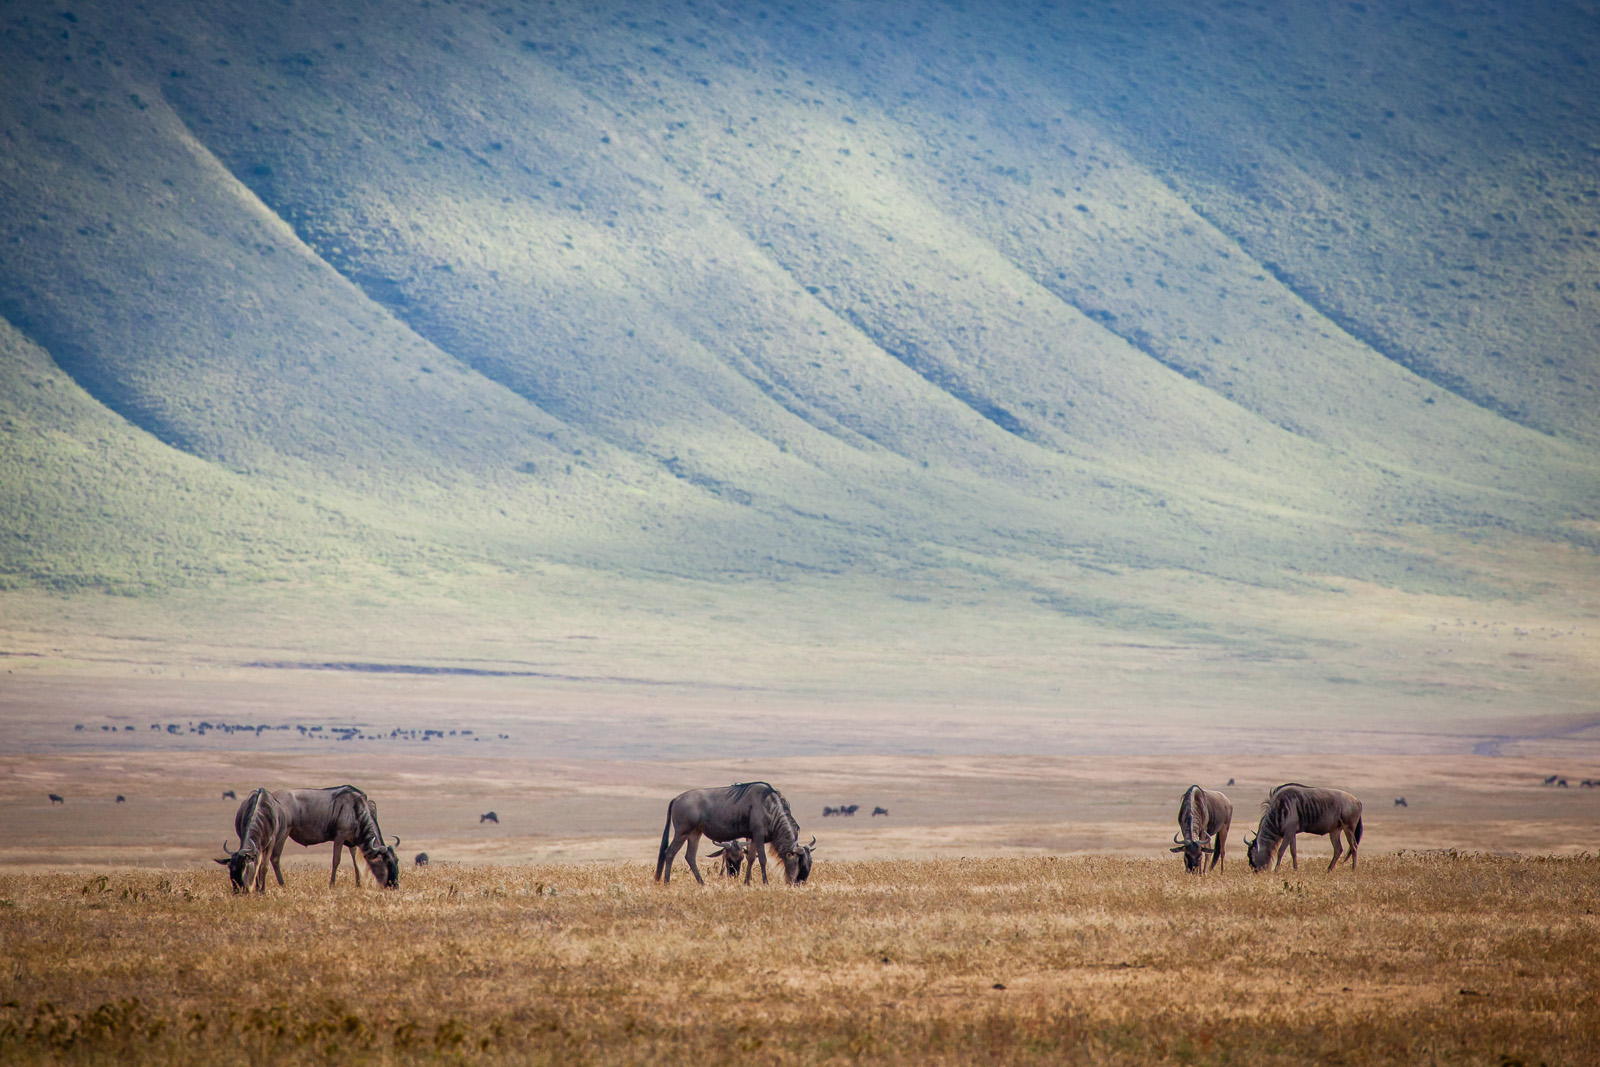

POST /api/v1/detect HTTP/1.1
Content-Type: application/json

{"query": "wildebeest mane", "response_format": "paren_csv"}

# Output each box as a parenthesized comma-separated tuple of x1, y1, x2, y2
(237, 787, 272, 854)
(1179, 785, 1202, 842)
(327, 785, 385, 854)
(761, 787, 801, 856)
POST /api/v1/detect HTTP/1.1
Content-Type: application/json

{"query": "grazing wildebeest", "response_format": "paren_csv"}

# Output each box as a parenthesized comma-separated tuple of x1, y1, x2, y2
(414, 852, 430, 867)
(480, 811, 499, 824)
(872, 806, 889, 817)
(822, 806, 838, 817)
(1170, 784, 1232, 873)
(216, 787, 287, 892)
(706, 838, 757, 878)
(271, 786, 401, 888)
(1558, 778, 1569, 787)
(1543, 775, 1559, 785)
(222, 789, 236, 800)
(47, 794, 63, 805)
(840, 804, 859, 816)
(115, 795, 125, 804)
(1242, 783, 1363, 873)
(1394, 797, 1408, 807)
(655, 781, 814, 885)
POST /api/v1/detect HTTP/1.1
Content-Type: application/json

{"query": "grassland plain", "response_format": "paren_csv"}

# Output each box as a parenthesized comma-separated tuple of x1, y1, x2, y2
(0, 855, 1595, 1066)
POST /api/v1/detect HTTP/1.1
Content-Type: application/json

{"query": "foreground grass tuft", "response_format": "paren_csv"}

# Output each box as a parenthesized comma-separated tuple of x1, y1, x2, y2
(1, 855, 1595, 1065)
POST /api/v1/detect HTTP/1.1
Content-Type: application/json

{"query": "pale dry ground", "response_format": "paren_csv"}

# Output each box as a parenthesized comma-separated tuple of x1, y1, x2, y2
(2, 670, 1599, 870)
(3, 746, 1598, 871)
(1, 856, 1596, 1066)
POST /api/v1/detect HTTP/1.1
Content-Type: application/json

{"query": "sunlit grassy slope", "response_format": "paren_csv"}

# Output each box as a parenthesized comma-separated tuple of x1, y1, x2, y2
(0, 0, 1595, 676)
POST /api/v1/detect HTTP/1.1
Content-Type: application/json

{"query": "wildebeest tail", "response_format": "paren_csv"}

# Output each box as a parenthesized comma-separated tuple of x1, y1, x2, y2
(655, 800, 674, 881)
(1354, 817, 1363, 844)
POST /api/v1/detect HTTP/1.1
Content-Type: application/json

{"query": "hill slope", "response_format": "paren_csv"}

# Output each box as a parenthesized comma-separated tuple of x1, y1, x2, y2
(0, 0, 1595, 688)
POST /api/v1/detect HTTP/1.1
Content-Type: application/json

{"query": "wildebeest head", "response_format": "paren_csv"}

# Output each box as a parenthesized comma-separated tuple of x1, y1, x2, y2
(707, 840, 749, 878)
(780, 837, 816, 883)
(1241, 830, 1271, 872)
(362, 835, 401, 888)
(1170, 832, 1206, 872)
(215, 839, 262, 893)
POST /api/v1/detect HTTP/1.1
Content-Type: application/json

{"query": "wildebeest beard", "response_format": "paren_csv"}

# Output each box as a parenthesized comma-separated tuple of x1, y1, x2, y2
(361, 843, 401, 888)
(220, 847, 257, 891)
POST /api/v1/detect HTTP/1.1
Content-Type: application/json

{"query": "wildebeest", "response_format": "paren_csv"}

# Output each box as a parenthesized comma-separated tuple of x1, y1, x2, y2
(216, 787, 287, 893)
(655, 781, 814, 885)
(47, 794, 63, 805)
(414, 852, 430, 867)
(1558, 778, 1569, 787)
(115, 795, 125, 804)
(822, 806, 838, 817)
(1543, 774, 1559, 785)
(1226, 777, 1236, 786)
(1242, 783, 1363, 873)
(480, 811, 499, 824)
(270, 786, 401, 888)
(706, 838, 757, 878)
(872, 806, 889, 817)
(1170, 785, 1232, 873)
(222, 789, 236, 800)
(1394, 797, 1408, 807)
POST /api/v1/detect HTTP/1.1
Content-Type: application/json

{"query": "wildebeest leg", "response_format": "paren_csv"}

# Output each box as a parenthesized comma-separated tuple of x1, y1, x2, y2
(685, 832, 706, 886)
(1326, 832, 1344, 872)
(330, 842, 342, 886)
(747, 834, 767, 885)
(349, 844, 364, 887)
(1288, 835, 1298, 870)
(661, 831, 690, 884)
(270, 849, 285, 887)
(1345, 825, 1359, 870)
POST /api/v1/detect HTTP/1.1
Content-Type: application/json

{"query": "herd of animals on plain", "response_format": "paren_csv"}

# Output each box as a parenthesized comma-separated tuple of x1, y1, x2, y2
(35, 769, 1584, 894)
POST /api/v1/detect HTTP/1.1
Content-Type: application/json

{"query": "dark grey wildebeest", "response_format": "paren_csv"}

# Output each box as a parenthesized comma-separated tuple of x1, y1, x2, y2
(1242, 783, 1363, 873)
(270, 785, 400, 888)
(706, 838, 757, 878)
(1170, 785, 1232, 874)
(48, 794, 63, 805)
(216, 787, 287, 893)
(655, 782, 814, 885)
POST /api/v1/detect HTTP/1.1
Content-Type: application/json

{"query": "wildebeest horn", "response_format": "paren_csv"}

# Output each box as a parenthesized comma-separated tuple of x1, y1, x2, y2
(391, 835, 400, 848)
(1173, 831, 1184, 844)
(223, 838, 233, 854)
(806, 836, 816, 849)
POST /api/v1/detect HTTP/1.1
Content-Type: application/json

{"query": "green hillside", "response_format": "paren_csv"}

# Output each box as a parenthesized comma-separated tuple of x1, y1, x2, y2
(0, 0, 1595, 698)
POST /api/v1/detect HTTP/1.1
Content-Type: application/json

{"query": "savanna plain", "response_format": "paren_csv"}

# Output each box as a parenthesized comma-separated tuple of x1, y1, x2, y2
(4, 665, 1600, 1067)
(2, 853, 1597, 1067)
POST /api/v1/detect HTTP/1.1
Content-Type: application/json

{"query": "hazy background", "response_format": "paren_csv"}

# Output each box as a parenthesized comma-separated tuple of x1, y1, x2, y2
(2, 0, 1597, 752)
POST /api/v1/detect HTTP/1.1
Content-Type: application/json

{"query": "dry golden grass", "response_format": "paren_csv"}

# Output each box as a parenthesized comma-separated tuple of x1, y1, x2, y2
(2, 854, 1596, 1065)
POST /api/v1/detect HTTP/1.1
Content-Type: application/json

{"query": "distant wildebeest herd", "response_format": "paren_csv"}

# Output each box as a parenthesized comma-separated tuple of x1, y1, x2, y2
(33, 768, 1594, 891)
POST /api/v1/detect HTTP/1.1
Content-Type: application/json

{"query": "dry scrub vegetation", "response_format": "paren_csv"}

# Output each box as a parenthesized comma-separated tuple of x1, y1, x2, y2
(1, 854, 1596, 1065)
